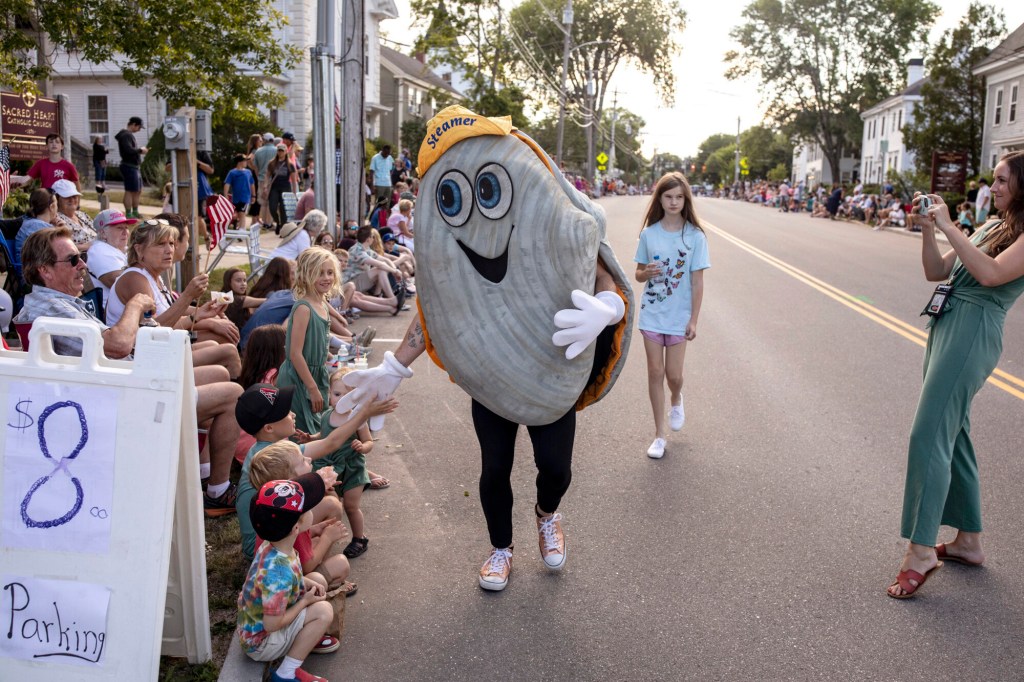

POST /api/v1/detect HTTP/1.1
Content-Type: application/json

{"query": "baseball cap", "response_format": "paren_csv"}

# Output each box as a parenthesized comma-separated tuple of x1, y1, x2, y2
(235, 383, 295, 436)
(93, 209, 139, 232)
(282, 132, 296, 141)
(250, 473, 326, 542)
(51, 179, 82, 198)
(128, 116, 145, 128)
(382, 233, 395, 242)
(399, 191, 415, 201)
(263, 132, 275, 142)
(276, 143, 287, 151)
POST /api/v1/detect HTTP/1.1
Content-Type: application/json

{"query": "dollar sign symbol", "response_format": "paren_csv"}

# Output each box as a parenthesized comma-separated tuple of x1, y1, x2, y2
(7, 399, 34, 431)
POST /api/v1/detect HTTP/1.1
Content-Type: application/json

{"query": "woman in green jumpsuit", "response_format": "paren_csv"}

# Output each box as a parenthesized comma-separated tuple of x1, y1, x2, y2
(889, 151, 1024, 598)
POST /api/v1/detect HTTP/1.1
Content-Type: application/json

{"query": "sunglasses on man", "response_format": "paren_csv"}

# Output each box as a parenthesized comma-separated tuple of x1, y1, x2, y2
(58, 252, 88, 267)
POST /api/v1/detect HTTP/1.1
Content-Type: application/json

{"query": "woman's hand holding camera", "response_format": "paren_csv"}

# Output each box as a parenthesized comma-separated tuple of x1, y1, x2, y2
(915, 193, 955, 234)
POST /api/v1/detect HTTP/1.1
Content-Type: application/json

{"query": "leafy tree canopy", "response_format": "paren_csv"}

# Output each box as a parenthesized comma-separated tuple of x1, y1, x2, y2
(1, 0, 300, 110)
(507, 0, 686, 115)
(726, 0, 937, 182)
(902, 2, 1005, 177)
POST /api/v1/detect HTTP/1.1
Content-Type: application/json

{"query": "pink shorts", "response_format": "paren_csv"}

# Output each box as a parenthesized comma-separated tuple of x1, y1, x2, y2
(640, 330, 687, 346)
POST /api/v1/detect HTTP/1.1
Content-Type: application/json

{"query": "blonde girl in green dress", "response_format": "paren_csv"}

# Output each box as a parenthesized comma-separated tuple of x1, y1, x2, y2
(888, 151, 1024, 598)
(277, 247, 341, 434)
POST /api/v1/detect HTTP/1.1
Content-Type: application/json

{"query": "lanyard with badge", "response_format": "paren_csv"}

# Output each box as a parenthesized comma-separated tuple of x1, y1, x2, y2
(921, 219, 1002, 318)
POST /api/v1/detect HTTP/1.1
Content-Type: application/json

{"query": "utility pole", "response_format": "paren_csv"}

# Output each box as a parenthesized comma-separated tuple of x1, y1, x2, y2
(555, 0, 573, 170)
(585, 70, 595, 190)
(733, 116, 741, 187)
(609, 89, 617, 177)
(310, 0, 337, 230)
(340, 0, 365, 225)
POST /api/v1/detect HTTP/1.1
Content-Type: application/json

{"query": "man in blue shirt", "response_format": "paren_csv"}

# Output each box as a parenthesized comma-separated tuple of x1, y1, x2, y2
(369, 145, 394, 207)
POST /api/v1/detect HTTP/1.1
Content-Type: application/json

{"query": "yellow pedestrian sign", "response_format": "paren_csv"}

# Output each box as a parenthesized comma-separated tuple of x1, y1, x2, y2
(596, 152, 608, 165)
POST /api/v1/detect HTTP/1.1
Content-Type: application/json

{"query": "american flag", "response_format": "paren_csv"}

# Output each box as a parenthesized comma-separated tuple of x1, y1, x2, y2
(205, 194, 235, 248)
(334, 98, 341, 125)
(0, 145, 10, 211)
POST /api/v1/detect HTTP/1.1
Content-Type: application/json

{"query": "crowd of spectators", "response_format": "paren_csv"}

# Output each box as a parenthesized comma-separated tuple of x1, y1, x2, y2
(720, 178, 984, 236)
(2, 121, 426, 678)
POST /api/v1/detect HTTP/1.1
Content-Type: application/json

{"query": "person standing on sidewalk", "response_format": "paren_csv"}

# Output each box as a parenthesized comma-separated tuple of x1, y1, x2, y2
(369, 145, 394, 208)
(887, 151, 1024, 599)
(975, 177, 992, 225)
(115, 116, 148, 218)
(12, 133, 80, 190)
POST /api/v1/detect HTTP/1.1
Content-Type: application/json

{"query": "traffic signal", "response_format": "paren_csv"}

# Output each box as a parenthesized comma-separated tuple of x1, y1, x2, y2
(702, 164, 706, 173)
(690, 163, 696, 172)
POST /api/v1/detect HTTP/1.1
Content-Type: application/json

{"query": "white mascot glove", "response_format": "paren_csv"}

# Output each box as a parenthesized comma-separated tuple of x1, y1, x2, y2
(551, 289, 625, 360)
(336, 351, 413, 431)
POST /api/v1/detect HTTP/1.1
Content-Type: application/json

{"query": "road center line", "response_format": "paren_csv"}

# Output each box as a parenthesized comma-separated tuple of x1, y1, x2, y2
(703, 220, 1024, 401)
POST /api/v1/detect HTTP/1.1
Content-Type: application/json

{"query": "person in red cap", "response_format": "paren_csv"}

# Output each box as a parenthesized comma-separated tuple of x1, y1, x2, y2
(237, 473, 335, 681)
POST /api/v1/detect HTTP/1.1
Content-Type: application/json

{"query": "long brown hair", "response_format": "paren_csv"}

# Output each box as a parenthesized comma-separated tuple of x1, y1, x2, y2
(239, 324, 286, 388)
(641, 172, 704, 233)
(249, 257, 293, 298)
(977, 151, 1024, 258)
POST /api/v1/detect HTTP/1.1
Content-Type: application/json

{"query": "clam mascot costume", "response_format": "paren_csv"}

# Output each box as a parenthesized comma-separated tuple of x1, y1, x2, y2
(339, 106, 633, 591)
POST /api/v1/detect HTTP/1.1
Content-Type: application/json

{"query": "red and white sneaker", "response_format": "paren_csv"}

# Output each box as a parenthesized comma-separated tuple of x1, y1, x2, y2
(537, 512, 566, 570)
(479, 547, 513, 591)
(311, 634, 340, 654)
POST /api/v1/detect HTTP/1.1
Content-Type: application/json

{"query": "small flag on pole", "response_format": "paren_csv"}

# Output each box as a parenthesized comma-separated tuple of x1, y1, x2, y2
(205, 194, 235, 248)
(0, 145, 11, 210)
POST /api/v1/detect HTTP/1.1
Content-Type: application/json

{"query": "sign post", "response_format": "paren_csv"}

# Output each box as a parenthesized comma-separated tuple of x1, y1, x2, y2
(1, 92, 61, 163)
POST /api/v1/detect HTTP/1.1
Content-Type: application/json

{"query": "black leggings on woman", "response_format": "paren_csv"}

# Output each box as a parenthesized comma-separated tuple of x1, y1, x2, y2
(268, 186, 289, 231)
(472, 399, 576, 549)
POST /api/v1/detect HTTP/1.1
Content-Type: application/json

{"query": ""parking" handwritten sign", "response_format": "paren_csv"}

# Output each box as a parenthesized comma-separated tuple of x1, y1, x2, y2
(1, 576, 110, 666)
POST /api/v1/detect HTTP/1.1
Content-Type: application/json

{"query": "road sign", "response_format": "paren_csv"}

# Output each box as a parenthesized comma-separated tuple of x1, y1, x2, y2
(596, 152, 608, 165)
(597, 165, 606, 171)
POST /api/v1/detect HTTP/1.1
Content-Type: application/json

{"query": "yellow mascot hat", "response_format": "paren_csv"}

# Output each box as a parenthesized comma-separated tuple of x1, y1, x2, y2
(417, 106, 539, 178)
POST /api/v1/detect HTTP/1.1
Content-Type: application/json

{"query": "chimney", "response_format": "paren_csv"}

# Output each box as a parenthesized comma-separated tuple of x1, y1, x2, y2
(415, 52, 426, 64)
(907, 58, 924, 86)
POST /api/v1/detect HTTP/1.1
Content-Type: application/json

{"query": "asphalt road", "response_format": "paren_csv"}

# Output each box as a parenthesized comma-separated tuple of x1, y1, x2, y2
(306, 196, 1024, 681)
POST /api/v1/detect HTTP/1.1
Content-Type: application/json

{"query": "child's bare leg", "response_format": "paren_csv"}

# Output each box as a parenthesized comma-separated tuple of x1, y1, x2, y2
(312, 494, 345, 526)
(318, 554, 351, 586)
(643, 337, 668, 438)
(664, 341, 688, 406)
(283, 601, 332, 661)
(343, 486, 365, 538)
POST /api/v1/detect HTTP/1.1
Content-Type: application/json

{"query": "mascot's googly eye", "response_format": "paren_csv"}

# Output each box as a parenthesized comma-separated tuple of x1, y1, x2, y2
(436, 170, 473, 227)
(475, 164, 513, 220)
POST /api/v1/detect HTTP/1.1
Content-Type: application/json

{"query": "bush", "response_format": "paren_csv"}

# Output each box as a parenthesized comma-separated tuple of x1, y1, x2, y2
(2, 187, 30, 218)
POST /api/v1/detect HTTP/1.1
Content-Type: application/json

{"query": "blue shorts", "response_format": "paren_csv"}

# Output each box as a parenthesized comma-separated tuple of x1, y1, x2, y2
(120, 164, 142, 192)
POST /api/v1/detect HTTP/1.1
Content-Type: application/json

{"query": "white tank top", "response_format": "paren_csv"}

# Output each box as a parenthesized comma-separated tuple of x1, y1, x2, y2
(106, 267, 173, 325)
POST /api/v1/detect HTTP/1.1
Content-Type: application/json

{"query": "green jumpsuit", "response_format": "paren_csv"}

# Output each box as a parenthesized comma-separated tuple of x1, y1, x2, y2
(276, 299, 330, 435)
(902, 222, 1024, 544)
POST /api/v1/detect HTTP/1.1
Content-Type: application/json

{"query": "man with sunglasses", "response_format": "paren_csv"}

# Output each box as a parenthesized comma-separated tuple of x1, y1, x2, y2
(14, 227, 155, 357)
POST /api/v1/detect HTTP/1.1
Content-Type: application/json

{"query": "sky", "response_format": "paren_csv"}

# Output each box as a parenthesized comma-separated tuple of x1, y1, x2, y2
(381, 0, 1024, 159)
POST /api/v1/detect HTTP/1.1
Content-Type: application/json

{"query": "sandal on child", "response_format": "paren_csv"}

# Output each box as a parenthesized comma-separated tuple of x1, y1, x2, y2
(343, 537, 369, 559)
(366, 475, 390, 490)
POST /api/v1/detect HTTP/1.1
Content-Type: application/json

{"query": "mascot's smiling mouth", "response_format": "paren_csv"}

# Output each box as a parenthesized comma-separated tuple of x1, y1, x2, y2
(455, 225, 515, 284)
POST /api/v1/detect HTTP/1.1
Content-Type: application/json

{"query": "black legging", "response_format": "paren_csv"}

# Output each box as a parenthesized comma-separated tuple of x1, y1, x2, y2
(472, 399, 576, 549)
(268, 186, 289, 230)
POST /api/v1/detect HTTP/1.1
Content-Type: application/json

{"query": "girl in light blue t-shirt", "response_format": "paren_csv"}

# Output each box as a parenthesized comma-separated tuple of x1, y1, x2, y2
(633, 172, 711, 459)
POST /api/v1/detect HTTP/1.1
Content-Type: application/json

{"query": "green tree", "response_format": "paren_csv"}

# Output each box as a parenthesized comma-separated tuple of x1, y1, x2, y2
(695, 133, 734, 175)
(401, 117, 428, 170)
(1, 0, 299, 110)
(902, 2, 1005, 177)
(507, 0, 686, 121)
(726, 0, 937, 182)
(740, 125, 791, 179)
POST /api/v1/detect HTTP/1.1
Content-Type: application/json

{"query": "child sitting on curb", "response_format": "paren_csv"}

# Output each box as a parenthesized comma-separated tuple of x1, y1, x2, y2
(236, 473, 334, 682)
(234, 383, 397, 561)
(250, 441, 357, 597)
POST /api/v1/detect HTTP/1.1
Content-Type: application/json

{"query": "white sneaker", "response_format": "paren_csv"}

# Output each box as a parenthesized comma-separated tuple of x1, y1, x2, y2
(479, 547, 513, 591)
(647, 437, 666, 459)
(537, 512, 566, 570)
(669, 402, 685, 431)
